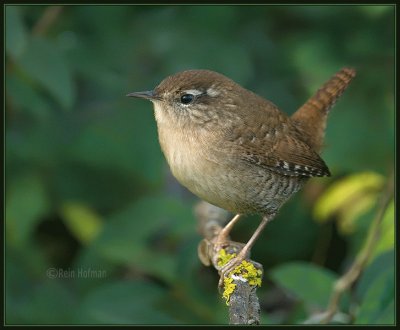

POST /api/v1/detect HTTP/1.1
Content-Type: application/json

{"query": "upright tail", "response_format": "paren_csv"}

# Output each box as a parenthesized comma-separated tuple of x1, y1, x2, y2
(291, 67, 356, 152)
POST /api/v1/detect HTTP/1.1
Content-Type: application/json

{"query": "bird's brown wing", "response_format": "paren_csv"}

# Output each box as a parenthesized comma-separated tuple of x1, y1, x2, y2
(220, 116, 331, 178)
(240, 134, 330, 177)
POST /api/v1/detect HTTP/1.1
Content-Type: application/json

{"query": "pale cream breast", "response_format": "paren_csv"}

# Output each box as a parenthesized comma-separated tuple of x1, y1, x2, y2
(154, 102, 244, 212)
(154, 102, 210, 192)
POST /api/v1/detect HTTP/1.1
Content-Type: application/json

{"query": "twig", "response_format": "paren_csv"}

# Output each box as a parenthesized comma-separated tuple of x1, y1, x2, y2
(320, 172, 394, 324)
(195, 201, 262, 325)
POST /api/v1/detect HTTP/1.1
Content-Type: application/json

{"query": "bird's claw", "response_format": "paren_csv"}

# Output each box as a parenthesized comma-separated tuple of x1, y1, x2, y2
(218, 254, 246, 288)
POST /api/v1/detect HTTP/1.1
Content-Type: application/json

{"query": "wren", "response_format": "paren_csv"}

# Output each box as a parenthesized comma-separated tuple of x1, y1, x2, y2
(127, 67, 356, 281)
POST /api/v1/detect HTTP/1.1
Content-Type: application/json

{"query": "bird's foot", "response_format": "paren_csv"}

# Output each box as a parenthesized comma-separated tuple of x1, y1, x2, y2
(218, 250, 247, 287)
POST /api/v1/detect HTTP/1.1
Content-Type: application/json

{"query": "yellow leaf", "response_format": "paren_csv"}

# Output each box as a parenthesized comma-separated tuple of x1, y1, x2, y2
(313, 172, 384, 234)
(338, 193, 377, 234)
(60, 202, 103, 244)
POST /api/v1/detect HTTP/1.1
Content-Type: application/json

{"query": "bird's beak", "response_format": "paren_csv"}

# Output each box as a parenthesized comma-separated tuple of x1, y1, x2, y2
(126, 90, 158, 101)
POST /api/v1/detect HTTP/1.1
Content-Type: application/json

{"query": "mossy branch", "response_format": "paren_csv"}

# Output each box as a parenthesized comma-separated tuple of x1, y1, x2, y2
(195, 201, 263, 325)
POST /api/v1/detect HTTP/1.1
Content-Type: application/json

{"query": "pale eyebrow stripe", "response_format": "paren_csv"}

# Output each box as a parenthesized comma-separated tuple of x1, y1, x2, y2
(183, 89, 203, 96)
(206, 88, 220, 97)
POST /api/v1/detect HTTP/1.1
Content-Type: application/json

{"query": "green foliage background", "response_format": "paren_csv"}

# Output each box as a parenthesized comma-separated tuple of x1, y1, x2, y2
(5, 5, 395, 325)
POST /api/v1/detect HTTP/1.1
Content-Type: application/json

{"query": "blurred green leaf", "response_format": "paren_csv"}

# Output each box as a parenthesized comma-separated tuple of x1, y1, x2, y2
(6, 248, 47, 324)
(7, 277, 77, 324)
(17, 36, 75, 109)
(171, 237, 228, 323)
(252, 196, 319, 265)
(92, 196, 195, 283)
(60, 202, 103, 244)
(6, 6, 28, 59)
(370, 199, 394, 261)
(135, 250, 178, 284)
(23, 280, 77, 324)
(6, 75, 52, 120)
(70, 105, 163, 185)
(6, 173, 49, 247)
(93, 195, 195, 282)
(355, 249, 394, 302)
(6, 113, 66, 169)
(359, 5, 393, 18)
(71, 246, 119, 295)
(269, 262, 341, 310)
(313, 172, 384, 234)
(95, 196, 178, 261)
(374, 299, 394, 325)
(292, 35, 339, 89)
(355, 268, 394, 324)
(77, 280, 177, 324)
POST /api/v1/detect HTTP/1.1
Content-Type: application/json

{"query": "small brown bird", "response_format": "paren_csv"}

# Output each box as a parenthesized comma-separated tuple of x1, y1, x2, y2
(127, 67, 356, 281)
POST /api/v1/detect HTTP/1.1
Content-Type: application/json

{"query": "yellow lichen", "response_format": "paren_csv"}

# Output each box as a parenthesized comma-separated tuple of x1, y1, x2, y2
(222, 277, 237, 305)
(217, 248, 236, 267)
(218, 249, 263, 305)
(239, 260, 263, 287)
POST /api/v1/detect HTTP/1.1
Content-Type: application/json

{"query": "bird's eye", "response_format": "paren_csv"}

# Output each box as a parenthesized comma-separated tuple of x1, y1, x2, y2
(180, 94, 195, 105)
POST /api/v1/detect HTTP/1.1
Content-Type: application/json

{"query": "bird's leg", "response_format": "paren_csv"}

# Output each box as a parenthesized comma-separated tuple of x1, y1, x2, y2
(214, 213, 242, 246)
(218, 213, 275, 286)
